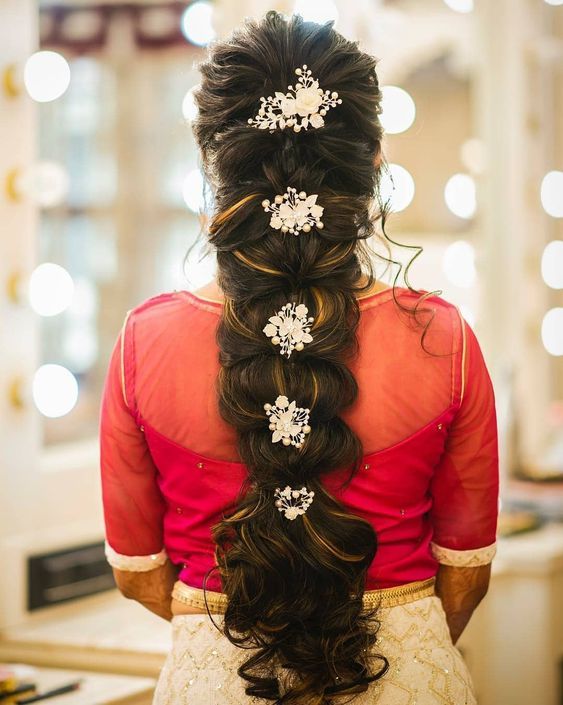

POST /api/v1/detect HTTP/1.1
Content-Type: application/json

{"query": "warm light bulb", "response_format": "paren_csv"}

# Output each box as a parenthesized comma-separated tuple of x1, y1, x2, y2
(541, 308, 563, 356)
(185, 246, 217, 290)
(293, 0, 339, 24)
(379, 164, 415, 213)
(182, 86, 199, 122)
(67, 278, 98, 318)
(29, 263, 74, 316)
(540, 171, 563, 218)
(24, 51, 71, 102)
(444, 173, 476, 219)
(541, 241, 563, 289)
(181, 1, 216, 46)
(460, 138, 487, 175)
(182, 169, 206, 213)
(33, 364, 78, 418)
(63, 324, 98, 373)
(458, 304, 476, 328)
(380, 86, 416, 134)
(443, 0, 474, 12)
(442, 240, 476, 288)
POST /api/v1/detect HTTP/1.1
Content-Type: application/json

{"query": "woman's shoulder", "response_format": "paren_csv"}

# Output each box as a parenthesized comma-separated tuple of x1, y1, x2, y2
(122, 290, 201, 339)
(370, 286, 465, 358)
(374, 285, 463, 326)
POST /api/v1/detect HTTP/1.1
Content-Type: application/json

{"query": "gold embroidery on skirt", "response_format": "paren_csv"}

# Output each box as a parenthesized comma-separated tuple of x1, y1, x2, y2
(153, 593, 478, 705)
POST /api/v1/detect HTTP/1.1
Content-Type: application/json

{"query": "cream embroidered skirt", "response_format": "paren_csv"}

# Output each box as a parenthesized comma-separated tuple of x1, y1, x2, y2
(152, 579, 477, 705)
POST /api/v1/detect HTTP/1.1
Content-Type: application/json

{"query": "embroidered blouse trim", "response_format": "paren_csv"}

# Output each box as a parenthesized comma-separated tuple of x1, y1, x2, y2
(104, 539, 168, 571)
(430, 541, 497, 567)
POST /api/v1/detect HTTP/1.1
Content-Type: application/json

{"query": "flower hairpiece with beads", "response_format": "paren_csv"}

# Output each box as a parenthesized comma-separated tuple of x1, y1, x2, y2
(262, 187, 324, 235)
(248, 65, 342, 133)
(264, 395, 311, 448)
(274, 485, 315, 520)
(263, 303, 314, 358)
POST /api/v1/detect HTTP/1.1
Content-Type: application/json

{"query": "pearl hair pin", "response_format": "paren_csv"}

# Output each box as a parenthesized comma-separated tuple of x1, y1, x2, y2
(274, 485, 315, 520)
(262, 187, 324, 235)
(248, 65, 342, 133)
(264, 395, 311, 448)
(263, 302, 314, 358)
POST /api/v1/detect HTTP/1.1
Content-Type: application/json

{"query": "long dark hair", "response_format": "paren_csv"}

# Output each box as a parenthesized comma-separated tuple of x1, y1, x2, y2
(192, 11, 394, 703)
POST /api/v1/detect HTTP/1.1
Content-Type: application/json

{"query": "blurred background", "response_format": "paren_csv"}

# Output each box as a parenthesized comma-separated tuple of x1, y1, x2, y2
(0, 0, 562, 703)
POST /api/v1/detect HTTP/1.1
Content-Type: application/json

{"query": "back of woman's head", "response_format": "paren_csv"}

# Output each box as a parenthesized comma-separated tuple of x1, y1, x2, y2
(192, 10, 388, 703)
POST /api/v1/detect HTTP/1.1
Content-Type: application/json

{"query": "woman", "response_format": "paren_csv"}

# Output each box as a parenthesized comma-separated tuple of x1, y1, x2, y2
(99, 11, 499, 705)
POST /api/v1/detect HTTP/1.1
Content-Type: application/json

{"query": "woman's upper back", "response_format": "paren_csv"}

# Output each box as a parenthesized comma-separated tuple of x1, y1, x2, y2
(129, 285, 461, 459)
(100, 284, 499, 590)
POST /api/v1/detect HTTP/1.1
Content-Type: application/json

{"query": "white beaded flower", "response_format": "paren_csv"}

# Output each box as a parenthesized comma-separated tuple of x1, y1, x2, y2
(264, 395, 311, 448)
(274, 485, 315, 520)
(263, 303, 314, 358)
(262, 187, 324, 235)
(247, 65, 342, 133)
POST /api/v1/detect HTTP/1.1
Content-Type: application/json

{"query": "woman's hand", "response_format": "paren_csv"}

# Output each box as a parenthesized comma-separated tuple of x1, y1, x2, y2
(112, 558, 181, 621)
(435, 563, 491, 644)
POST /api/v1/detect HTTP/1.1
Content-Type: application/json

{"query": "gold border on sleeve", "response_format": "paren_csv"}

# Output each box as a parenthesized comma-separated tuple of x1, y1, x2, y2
(171, 577, 436, 614)
(120, 309, 133, 408)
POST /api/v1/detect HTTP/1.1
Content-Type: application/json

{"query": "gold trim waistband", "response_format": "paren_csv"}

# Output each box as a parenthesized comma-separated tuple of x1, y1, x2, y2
(171, 577, 435, 613)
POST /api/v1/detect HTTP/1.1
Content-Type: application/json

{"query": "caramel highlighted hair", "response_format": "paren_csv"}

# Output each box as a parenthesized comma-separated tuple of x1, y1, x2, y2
(193, 11, 392, 703)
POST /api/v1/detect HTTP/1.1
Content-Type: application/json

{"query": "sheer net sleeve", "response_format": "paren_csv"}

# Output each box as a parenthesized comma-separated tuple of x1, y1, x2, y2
(99, 311, 168, 571)
(429, 312, 500, 567)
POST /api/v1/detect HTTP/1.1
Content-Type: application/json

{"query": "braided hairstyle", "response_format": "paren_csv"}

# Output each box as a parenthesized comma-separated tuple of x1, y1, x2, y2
(193, 11, 390, 704)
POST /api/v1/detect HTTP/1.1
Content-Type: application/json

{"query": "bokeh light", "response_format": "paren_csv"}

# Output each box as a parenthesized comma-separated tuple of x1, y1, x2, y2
(444, 173, 477, 219)
(380, 86, 416, 135)
(182, 168, 206, 213)
(63, 324, 99, 374)
(443, 0, 474, 12)
(540, 171, 563, 218)
(541, 308, 563, 356)
(380, 164, 415, 213)
(181, 1, 215, 46)
(541, 241, 563, 289)
(459, 304, 476, 328)
(16, 161, 69, 208)
(442, 240, 477, 288)
(182, 86, 199, 122)
(24, 51, 71, 102)
(461, 138, 487, 175)
(544, 0, 563, 6)
(293, 0, 339, 24)
(29, 263, 74, 317)
(33, 364, 78, 418)
(67, 278, 98, 318)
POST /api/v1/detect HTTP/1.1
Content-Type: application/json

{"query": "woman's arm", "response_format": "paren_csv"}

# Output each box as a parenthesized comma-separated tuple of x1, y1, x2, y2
(112, 558, 180, 621)
(100, 314, 173, 620)
(435, 563, 491, 644)
(429, 310, 499, 644)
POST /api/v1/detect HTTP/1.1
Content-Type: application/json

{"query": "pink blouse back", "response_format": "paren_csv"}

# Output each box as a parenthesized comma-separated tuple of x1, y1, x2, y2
(99, 286, 499, 591)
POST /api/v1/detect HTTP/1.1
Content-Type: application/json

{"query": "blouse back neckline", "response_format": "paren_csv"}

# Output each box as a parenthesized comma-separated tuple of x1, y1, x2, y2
(181, 285, 406, 313)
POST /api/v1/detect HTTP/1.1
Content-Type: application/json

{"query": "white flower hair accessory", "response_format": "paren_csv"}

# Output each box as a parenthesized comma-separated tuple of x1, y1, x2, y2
(248, 65, 342, 133)
(264, 395, 311, 448)
(274, 485, 315, 521)
(262, 187, 324, 235)
(263, 303, 314, 358)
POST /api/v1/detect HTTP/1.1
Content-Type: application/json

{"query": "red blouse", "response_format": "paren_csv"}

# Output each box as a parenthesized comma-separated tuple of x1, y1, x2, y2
(99, 286, 499, 591)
